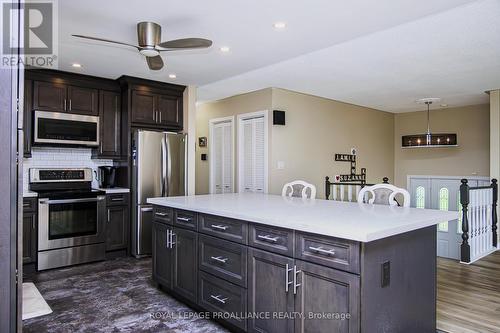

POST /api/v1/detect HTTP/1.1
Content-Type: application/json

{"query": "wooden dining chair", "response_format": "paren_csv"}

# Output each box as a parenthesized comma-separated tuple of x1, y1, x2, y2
(282, 180, 317, 199)
(357, 183, 410, 207)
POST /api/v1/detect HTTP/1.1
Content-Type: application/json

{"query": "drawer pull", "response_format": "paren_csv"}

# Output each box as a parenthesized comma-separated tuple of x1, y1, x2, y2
(210, 256, 229, 264)
(23, 203, 30, 208)
(210, 294, 228, 304)
(309, 246, 336, 256)
(155, 212, 168, 217)
(177, 216, 192, 222)
(111, 198, 124, 201)
(257, 234, 279, 243)
(210, 224, 228, 231)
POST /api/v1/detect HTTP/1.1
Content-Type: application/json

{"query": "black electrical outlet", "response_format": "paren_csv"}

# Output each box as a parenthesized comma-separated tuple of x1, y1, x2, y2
(381, 261, 390, 288)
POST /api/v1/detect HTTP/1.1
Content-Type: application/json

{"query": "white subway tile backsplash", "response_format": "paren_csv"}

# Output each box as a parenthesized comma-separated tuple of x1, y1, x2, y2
(23, 147, 114, 192)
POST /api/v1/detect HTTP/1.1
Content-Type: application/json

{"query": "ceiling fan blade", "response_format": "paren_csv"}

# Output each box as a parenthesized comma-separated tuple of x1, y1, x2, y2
(146, 55, 164, 70)
(158, 38, 212, 50)
(72, 34, 140, 50)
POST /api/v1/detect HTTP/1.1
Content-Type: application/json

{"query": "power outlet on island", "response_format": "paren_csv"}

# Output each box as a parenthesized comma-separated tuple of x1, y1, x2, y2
(381, 261, 390, 288)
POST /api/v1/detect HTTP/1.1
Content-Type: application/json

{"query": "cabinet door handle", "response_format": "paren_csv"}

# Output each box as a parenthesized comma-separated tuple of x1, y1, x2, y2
(308, 246, 336, 256)
(107, 210, 110, 222)
(159, 111, 161, 123)
(64, 99, 67, 111)
(293, 265, 301, 295)
(257, 234, 279, 243)
(165, 229, 170, 249)
(210, 294, 228, 304)
(285, 263, 293, 293)
(177, 216, 192, 222)
(210, 256, 229, 264)
(32, 217, 35, 230)
(170, 231, 176, 248)
(69, 99, 72, 111)
(210, 224, 228, 231)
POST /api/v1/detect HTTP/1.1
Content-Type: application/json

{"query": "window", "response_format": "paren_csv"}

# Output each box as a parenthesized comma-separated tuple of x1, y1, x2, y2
(415, 186, 425, 209)
(438, 188, 449, 232)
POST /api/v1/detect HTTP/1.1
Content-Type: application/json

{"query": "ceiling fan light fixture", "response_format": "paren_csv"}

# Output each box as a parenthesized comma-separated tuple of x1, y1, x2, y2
(139, 48, 160, 57)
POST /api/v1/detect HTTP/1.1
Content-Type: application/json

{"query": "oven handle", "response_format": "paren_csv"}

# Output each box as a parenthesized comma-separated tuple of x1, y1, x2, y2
(39, 197, 105, 205)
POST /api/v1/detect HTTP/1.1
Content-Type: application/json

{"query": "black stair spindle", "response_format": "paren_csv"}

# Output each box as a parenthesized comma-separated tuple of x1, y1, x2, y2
(460, 179, 470, 263)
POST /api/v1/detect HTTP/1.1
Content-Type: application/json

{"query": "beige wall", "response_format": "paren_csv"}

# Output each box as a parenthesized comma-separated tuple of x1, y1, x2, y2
(195, 89, 272, 194)
(270, 89, 394, 198)
(490, 90, 500, 181)
(196, 88, 395, 198)
(394, 104, 490, 188)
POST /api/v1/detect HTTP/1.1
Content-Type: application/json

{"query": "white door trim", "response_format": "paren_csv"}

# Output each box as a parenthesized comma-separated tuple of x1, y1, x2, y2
(209, 116, 235, 194)
(237, 110, 269, 193)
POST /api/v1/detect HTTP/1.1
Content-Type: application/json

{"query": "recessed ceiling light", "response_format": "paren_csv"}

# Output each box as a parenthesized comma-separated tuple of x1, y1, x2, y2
(72, 63, 82, 68)
(168, 74, 177, 79)
(273, 22, 286, 29)
(220, 46, 230, 53)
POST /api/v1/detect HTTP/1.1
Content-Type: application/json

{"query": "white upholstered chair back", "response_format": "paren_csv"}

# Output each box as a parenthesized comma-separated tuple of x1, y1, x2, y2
(282, 180, 317, 199)
(357, 183, 410, 207)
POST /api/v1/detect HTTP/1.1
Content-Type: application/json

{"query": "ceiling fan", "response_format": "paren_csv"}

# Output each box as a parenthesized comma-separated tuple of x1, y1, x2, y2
(72, 21, 212, 70)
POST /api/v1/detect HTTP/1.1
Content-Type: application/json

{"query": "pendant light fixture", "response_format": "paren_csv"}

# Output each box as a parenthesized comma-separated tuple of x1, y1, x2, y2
(401, 98, 457, 148)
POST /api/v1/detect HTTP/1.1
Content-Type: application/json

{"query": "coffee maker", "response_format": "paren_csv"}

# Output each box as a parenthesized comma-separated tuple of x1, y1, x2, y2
(95, 166, 118, 188)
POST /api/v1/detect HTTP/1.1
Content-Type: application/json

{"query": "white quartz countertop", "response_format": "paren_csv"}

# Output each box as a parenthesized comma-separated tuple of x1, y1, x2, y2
(94, 187, 130, 194)
(147, 193, 459, 242)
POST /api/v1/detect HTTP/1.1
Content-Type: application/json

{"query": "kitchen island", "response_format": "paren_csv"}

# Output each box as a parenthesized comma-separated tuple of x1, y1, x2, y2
(147, 193, 457, 333)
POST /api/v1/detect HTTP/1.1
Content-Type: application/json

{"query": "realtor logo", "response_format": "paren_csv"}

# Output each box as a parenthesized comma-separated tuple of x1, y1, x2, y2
(1, 0, 58, 68)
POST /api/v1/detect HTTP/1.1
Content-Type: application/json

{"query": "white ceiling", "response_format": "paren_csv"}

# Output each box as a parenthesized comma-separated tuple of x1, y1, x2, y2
(58, 0, 500, 112)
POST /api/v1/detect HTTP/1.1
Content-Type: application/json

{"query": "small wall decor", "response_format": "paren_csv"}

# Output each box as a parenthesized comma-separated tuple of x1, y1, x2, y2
(198, 137, 207, 147)
(334, 148, 367, 184)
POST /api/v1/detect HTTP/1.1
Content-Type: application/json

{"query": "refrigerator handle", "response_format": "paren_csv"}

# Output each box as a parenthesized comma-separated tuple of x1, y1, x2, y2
(166, 137, 172, 196)
(161, 137, 168, 197)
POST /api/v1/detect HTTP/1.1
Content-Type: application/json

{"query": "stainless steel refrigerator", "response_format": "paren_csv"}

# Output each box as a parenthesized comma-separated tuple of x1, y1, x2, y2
(131, 129, 187, 257)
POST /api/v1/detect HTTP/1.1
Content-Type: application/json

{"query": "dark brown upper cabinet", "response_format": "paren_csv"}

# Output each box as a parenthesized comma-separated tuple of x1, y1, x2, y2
(67, 85, 98, 115)
(119, 75, 185, 130)
(33, 80, 67, 112)
(131, 89, 157, 125)
(94, 90, 121, 159)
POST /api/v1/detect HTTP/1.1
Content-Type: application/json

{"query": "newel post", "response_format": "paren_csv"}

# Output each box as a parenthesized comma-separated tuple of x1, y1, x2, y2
(460, 179, 470, 263)
(325, 176, 330, 200)
(492, 179, 498, 248)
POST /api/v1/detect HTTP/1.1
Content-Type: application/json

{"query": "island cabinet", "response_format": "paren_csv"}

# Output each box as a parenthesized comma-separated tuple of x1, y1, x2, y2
(151, 205, 438, 333)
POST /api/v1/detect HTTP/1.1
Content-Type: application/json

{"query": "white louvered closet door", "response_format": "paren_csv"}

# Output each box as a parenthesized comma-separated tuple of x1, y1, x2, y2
(211, 120, 233, 194)
(241, 117, 265, 193)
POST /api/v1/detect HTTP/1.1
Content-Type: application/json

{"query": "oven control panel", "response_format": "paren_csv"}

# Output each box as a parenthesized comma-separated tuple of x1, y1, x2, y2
(30, 168, 93, 183)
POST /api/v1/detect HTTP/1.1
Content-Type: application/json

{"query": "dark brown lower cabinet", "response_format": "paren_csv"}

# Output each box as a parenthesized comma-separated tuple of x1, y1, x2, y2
(152, 221, 198, 304)
(106, 205, 129, 252)
(294, 260, 360, 333)
(247, 248, 295, 333)
(22, 209, 37, 264)
(152, 221, 173, 288)
(172, 227, 198, 303)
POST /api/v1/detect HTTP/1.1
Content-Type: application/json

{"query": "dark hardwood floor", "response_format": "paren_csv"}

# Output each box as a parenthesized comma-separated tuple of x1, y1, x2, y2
(22, 257, 228, 333)
(437, 251, 500, 333)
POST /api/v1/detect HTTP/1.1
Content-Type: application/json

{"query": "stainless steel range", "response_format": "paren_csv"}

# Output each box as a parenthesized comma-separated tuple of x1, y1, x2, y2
(29, 168, 106, 270)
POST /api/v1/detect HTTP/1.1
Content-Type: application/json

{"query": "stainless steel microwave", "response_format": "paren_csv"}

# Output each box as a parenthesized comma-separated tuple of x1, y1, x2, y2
(34, 111, 99, 147)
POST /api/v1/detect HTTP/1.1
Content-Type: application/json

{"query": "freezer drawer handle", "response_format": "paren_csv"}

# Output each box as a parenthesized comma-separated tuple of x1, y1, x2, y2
(210, 256, 229, 264)
(308, 246, 336, 256)
(210, 294, 228, 304)
(210, 224, 228, 231)
(257, 234, 279, 243)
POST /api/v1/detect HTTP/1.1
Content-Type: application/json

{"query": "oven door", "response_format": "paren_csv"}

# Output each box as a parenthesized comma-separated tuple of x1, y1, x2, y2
(34, 111, 99, 146)
(38, 196, 106, 251)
